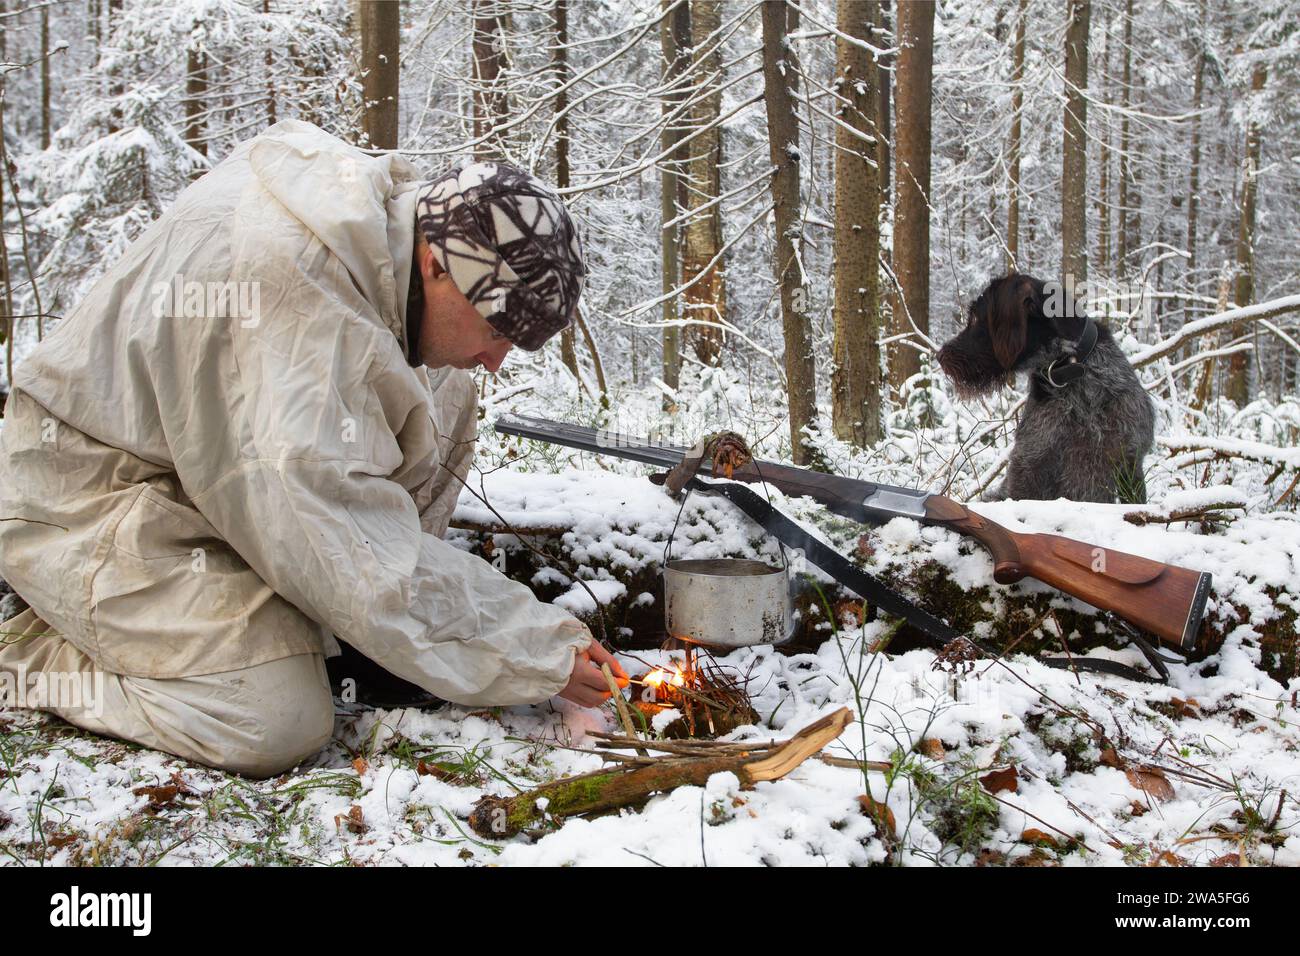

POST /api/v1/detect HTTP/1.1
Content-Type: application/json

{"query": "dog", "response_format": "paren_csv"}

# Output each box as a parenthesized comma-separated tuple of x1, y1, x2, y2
(936, 272, 1154, 504)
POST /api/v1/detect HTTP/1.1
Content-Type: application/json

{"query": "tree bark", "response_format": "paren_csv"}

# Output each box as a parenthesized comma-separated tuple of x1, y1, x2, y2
(1115, 0, 1132, 274)
(1185, 0, 1207, 288)
(359, 0, 400, 149)
(889, 0, 933, 394)
(1061, 0, 1090, 283)
(471, 2, 509, 160)
(659, 0, 692, 397)
(874, 0, 891, 199)
(681, 0, 728, 366)
(1006, 0, 1026, 273)
(552, 0, 582, 385)
(831, 0, 883, 449)
(183, 46, 208, 161)
(762, 1, 816, 464)
(1226, 61, 1267, 407)
(40, 6, 50, 149)
(264, 0, 277, 128)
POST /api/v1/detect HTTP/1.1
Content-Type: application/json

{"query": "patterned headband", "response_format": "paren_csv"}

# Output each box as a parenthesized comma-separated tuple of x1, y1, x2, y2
(414, 162, 587, 351)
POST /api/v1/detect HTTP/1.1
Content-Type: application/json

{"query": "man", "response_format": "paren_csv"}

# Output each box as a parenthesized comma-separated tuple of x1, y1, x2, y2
(0, 120, 626, 777)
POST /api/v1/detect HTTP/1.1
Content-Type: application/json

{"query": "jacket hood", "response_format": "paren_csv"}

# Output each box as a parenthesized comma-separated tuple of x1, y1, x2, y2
(248, 120, 423, 341)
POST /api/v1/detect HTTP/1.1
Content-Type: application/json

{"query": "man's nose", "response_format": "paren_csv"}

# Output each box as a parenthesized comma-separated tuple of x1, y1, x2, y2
(478, 341, 513, 373)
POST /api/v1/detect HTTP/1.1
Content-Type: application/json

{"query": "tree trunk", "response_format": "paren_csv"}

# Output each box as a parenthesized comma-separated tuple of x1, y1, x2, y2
(1226, 62, 1266, 407)
(1185, 0, 1207, 287)
(681, 0, 728, 367)
(1061, 0, 1090, 283)
(183, 46, 208, 161)
(264, 0, 277, 128)
(472, 2, 510, 160)
(761, 1, 816, 464)
(359, 0, 400, 149)
(1096, 11, 1110, 273)
(40, 6, 51, 149)
(1115, 0, 1132, 274)
(831, 0, 883, 449)
(107, 0, 123, 133)
(552, 0, 582, 385)
(889, 0, 933, 394)
(1006, 0, 1026, 273)
(659, 0, 691, 398)
(875, 0, 892, 200)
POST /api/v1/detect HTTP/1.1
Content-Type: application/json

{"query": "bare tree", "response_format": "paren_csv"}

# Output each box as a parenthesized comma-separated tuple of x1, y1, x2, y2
(681, 0, 728, 366)
(1226, 61, 1267, 406)
(889, 0, 933, 393)
(183, 42, 208, 162)
(830, 0, 884, 449)
(659, 0, 691, 397)
(1062, 0, 1090, 282)
(1115, 0, 1132, 274)
(1006, 0, 1026, 273)
(471, 1, 511, 160)
(359, 0, 400, 149)
(762, 0, 815, 462)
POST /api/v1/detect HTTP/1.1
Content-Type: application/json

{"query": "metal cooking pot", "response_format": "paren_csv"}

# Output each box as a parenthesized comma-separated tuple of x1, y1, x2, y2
(663, 558, 794, 649)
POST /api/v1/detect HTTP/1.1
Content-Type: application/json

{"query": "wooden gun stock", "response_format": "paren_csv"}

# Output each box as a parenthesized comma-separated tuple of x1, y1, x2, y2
(924, 497, 1213, 655)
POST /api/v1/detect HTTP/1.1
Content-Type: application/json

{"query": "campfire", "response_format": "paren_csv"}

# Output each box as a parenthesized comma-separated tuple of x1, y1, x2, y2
(624, 646, 759, 739)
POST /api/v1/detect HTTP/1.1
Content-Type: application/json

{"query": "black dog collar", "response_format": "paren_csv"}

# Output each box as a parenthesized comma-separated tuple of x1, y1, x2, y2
(1037, 318, 1098, 389)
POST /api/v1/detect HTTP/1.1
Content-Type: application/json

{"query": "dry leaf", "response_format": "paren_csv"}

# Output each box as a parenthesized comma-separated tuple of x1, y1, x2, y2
(1020, 828, 1060, 848)
(980, 764, 1019, 795)
(857, 795, 896, 839)
(1209, 852, 1242, 867)
(917, 738, 946, 760)
(1171, 697, 1200, 718)
(1129, 800, 1149, 817)
(132, 784, 182, 808)
(335, 804, 366, 834)
(1148, 850, 1189, 867)
(976, 848, 1005, 867)
(351, 757, 369, 776)
(1100, 747, 1125, 769)
(1126, 767, 1175, 803)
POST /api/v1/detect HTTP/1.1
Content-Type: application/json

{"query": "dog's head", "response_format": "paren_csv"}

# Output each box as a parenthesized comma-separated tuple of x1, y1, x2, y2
(936, 272, 1086, 398)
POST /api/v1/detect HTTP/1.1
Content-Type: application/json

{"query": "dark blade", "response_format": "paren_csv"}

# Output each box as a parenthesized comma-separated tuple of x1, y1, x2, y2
(494, 413, 934, 527)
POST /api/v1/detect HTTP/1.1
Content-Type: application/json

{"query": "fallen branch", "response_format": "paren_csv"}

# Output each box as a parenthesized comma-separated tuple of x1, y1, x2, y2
(1122, 500, 1247, 526)
(469, 707, 851, 838)
(1131, 294, 1300, 368)
(1156, 435, 1300, 470)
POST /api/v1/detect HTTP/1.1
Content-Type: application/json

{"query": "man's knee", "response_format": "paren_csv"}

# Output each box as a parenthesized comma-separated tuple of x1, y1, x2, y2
(206, 654, 336, 778)
(115, 652, 337, 779)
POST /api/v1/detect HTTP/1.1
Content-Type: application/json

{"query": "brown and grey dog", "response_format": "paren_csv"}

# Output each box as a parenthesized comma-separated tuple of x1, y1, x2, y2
(936, 273, 1154, 504)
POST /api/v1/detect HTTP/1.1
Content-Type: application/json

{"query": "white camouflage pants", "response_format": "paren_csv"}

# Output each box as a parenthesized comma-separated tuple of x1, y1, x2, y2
(0, 607, 335, 778)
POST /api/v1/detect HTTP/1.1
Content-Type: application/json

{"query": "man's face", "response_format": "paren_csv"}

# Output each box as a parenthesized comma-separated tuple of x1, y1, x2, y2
(415, 237, 514, 372)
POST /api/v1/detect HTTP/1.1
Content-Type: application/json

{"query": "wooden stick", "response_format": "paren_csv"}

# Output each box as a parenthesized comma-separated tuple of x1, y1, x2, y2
(601, 663, 647, 757)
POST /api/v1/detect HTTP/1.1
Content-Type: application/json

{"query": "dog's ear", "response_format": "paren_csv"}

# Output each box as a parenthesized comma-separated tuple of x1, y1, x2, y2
(989, 277, 1036, 370)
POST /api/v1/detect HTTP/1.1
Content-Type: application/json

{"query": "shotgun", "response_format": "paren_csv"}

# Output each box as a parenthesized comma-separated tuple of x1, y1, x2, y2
(495, 413, 1213, 658)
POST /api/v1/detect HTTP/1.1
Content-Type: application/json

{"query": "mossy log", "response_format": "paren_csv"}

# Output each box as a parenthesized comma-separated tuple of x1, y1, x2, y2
(468, 708, 851, 838)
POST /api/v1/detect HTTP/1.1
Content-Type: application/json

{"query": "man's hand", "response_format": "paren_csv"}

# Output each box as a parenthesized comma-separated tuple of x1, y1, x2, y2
(558, 640, 629, 708)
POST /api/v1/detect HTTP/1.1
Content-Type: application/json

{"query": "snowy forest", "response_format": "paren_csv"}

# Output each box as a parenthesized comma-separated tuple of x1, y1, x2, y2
(0, 0, 1298, 871)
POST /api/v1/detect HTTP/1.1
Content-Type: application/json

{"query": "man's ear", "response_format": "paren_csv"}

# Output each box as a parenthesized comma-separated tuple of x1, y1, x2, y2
(418, 237, 445, 281)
